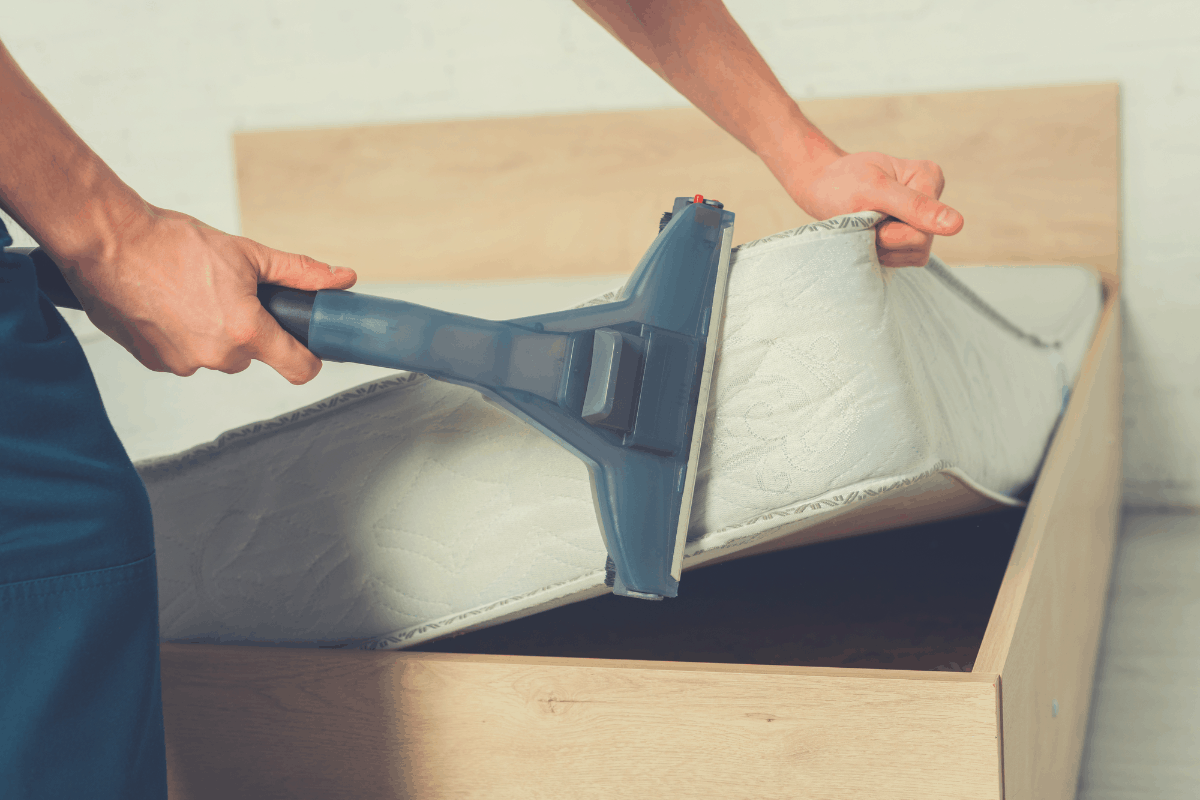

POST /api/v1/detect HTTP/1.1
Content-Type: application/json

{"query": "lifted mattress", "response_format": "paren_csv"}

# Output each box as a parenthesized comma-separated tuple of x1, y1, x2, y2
(65, 212, 1102, 650)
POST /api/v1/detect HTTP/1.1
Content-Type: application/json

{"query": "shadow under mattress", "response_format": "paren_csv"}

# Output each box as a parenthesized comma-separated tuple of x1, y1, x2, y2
(407, 507, 1024, 672)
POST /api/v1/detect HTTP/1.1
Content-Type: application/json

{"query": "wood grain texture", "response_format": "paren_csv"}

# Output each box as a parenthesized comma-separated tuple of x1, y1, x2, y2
(162, 645, 1001, 800)
(234, 83, 1119, 283)
(974, 289, 1124, 799)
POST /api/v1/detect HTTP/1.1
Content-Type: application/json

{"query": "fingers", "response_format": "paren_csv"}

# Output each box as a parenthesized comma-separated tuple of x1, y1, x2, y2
(873, 159, 960, 267)
(792, 151, 964, 268)
(902, 159, 946, 202)
(877, 217, 930, 250)
(873, 180, 964, 238)
(248, 243, 355, 383)
(254, 243, 358, 292)
(234, 301, 325, 385)
(873, 218, 931, 267)
(878, 243, 932, 268)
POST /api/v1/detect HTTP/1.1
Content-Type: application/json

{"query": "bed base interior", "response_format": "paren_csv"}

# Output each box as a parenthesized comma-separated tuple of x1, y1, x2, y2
(407, 507, 1025, 671)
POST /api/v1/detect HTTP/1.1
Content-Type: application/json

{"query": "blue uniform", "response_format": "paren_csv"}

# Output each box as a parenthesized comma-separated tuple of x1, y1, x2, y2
(0, 221, 168, 798)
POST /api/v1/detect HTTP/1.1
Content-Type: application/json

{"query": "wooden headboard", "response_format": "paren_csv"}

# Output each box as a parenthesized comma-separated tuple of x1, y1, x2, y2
(234, 83, 1120, 286)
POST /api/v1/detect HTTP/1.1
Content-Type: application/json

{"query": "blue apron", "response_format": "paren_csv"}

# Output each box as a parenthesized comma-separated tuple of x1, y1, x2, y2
(0, 222, 167, 799)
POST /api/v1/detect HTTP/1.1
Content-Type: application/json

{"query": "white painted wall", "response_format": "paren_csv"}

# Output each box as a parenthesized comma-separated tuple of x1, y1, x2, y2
(3, 0, 1197, 508)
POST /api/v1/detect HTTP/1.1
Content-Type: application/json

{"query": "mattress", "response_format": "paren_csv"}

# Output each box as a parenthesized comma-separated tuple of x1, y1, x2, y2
(62, 211, 1103, 650)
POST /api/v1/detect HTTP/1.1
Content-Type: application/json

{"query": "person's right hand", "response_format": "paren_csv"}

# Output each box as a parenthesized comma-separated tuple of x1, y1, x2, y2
(55, 204, 356, 385)
(780, 149, 965, 268)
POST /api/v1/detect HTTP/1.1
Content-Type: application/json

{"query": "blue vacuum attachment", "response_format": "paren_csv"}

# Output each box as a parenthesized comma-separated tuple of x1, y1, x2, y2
(26, 196, 735, 600)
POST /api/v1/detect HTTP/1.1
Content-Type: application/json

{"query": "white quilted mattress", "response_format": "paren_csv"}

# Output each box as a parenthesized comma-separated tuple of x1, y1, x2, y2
(64, 211, 1103, 650)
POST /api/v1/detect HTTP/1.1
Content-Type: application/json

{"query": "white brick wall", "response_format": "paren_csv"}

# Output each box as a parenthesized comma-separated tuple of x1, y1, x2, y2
(3, 0, 1196, 508)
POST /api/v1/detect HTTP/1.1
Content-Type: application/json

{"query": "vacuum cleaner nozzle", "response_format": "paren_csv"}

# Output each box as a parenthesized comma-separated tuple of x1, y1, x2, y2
(23, 196, 735, 601)
(260, 196, 735, 599)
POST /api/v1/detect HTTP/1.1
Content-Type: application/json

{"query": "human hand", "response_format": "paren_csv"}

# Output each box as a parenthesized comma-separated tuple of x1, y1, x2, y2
(782, 150, 964, 268)
(57, 205, 356, 384)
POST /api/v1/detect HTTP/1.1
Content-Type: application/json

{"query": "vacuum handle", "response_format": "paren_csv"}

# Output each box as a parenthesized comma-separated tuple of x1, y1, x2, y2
(8, 247, 84, 310)
(263, 283, 573, 404)
(256, 284, 317, 348)
(301, 289, 570, 401)
(22, 250, 567, 398)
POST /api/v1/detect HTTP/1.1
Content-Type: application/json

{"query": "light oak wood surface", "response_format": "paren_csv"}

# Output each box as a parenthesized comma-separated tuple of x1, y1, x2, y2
(974, 287, 1124, 799)
(163, 645, 1001, 800)
(235, 83, 1119, 283)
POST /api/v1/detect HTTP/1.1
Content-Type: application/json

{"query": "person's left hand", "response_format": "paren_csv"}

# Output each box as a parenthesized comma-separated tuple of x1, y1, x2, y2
(781, 150, 965, 267)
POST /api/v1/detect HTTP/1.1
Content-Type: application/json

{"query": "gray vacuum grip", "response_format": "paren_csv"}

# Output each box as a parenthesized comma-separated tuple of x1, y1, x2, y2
(257, 284, 316, 347)
(305, 289, 571, 401)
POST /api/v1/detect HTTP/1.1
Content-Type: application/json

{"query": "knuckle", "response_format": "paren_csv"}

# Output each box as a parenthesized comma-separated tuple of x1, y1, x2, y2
(924, 161, 946, 195)
(878, 221, 925, 249)
(291, 365, 318, 385)
(285, 359, 320, 386)
(191, 344, 235, 372)
(158, 351, 198, 377)
(298, 254, 325, 271)
(908, 229, 933, 248)
(847, 188, 877, 214)
(910, 192, 938, 216)
(225, 320, 262, 348)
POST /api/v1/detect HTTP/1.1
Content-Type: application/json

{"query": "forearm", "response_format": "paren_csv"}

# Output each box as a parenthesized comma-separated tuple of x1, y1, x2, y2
(572, 0, 844, 181)
(0, 38, 146, 266)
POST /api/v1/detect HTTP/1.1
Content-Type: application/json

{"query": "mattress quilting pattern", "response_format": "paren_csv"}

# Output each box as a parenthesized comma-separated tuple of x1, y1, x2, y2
(115, 211, 1100, 649)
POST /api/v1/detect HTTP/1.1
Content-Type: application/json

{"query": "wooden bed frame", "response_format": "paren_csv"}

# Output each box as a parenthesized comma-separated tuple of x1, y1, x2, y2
(161, 83, 1122, 799)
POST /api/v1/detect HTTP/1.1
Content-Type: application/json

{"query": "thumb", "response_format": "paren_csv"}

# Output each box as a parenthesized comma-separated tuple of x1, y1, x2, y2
(255, 244, 358, 292)
(874, 181, 964, 237)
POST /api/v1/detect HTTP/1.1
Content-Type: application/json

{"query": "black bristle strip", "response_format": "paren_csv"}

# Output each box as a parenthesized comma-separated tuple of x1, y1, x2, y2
(658, 212, 673, 233)
(604, 555, 616, 588)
